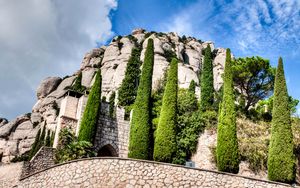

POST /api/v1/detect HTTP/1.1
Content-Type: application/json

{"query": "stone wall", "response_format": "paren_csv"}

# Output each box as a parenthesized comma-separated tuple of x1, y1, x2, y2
(19, 157, 293, 188)
(20, 147, 55, 179)
(94, 102, 130, 157)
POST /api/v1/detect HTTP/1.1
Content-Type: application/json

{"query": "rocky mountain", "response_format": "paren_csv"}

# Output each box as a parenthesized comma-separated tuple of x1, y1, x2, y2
(0, 28, 228, 163)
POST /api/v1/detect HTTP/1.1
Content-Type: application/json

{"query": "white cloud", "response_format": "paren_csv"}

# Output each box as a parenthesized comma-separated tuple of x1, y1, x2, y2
(159, 0, 300, 57)
(0, 0, 117, 120)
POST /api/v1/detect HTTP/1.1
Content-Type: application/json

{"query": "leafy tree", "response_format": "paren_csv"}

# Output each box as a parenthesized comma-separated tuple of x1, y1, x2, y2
(216, 49, 240, 173)
(128, 39, 154, 159)
(154, 58, 178, 162)
(118, 48, 142, 107)
(267, 57, 296, 183)
(109, 91, 116, 118)
(257, 95, 299, 120)
(232, 56, 275, 112)
(78, 71, 102, 143)
(200, 45, 214, 111)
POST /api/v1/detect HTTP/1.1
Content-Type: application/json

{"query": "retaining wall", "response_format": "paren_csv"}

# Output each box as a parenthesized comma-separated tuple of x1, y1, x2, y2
(19, 157, 293, 188)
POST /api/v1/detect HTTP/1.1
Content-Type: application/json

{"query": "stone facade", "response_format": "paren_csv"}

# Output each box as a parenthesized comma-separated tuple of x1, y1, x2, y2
(19, 158, 293, 188)
(21, 147, 55, 179)
(94, 102, 130, 158)
(53, 93, 87, 148)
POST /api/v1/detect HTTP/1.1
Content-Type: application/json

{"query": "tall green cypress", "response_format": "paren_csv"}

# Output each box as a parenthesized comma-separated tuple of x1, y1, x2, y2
(153, 58, 178, 162)
(29, 128, 41, 158)
(128, 39, 154, 159)
(45, 129, 51, 147)
(188, 80, 196, 93)
(267, 57, 295, 183)
(78, 71, 102, 142)
(200, 45, 214, 111)
(118, 48, 141, 107)
(216, 49, 239, 173)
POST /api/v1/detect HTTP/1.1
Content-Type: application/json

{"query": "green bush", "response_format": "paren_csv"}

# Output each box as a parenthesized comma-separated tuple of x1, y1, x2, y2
(163, 49, 177, 63)
(78, 71, 102, 143)
(173, 85, 205, 164)
(128, 38, 154, 159)
(154, 58, 178, 162)
(55, 128, 96, 163)
(216, 48, 240, 173)
(200, 45, 214, 112)
(267, 57, 295, 183)
(118, 48, 142, 107)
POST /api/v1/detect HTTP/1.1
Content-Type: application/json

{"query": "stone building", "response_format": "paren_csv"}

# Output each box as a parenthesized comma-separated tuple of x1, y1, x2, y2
(52, 89, 130, 158)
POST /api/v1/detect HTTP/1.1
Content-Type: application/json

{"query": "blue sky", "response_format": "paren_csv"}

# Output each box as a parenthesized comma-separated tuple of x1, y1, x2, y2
(0, 0, 299, 119)
(111, 0, 300, 114)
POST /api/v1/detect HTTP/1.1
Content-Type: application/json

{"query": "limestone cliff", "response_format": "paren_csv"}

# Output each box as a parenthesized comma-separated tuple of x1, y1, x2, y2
(0, 29, 228, 163)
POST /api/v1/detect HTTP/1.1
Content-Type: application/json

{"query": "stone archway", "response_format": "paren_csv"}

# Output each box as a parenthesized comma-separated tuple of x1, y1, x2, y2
(97, 144, 118, 157)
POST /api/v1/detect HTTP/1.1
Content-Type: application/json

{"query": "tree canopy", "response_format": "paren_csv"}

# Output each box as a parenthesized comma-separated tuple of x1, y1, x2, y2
(232, 56, 275, 112)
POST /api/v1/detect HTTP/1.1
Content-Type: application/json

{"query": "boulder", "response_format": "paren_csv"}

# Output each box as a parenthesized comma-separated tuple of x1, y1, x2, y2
(0, 118, 8, 127)
(80, 48, 104, 70)
(0, 115, 30, 138)
(81, 68, 97, 88)
(30, 112, 42, 125)
(47, 76, 76, 99)
(36, 77, 62, 99)
(213, 48, 226, 91)
(178, 64, 199, 89)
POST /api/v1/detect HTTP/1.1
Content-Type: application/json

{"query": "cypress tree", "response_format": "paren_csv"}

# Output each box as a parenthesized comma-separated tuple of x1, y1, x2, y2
(267, 57, 295, 183)
(78, 71, 102, 142)
(45, 130, 51, 147)
(118, 48, 141, 107)
(29, 128, 41, 158)
(188, 80, 196, 93)
(200, 45, 214, 111)
(128, 39, 154, 159)
(153, 58, 178, 162)
(109, 91, 116, 118)
(216, 49, 240, 173)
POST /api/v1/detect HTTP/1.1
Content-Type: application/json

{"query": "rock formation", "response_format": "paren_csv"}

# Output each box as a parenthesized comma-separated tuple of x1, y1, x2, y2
(0, 29, 228, 163)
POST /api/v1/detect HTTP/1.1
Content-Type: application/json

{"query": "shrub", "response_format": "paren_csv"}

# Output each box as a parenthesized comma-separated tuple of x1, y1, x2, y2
(163, 49, 177, 63)
(78, 71, 102, 143)
(237, 118, 270, 173)
(216, 48, 240, 173)
(173, 85, 205, 164)
(128, 38, 154, 159)
(154, 58, 178, 162)
(55, 128, 96, 163)
(267, 57, 295, 183)
(200, 45, 214, 112)
(118, 48, 142, 107)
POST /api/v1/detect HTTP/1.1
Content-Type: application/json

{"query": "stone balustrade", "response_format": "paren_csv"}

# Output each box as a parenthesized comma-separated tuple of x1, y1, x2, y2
(19, 157, 293, 188)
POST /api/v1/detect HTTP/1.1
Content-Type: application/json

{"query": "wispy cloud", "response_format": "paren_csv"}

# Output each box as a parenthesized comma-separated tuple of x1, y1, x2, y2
(159, 0, 300, 57)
